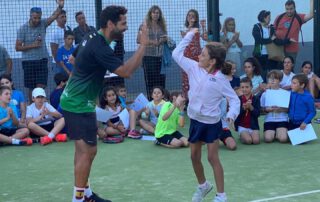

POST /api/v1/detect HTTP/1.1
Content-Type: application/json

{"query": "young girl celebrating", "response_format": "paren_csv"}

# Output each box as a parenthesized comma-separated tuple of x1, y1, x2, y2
(221, 17, 243, 74)
(235, 77, 261, 145)
(240, 57, 265, 96)
(139, 86, 166, 135)
(154, 92, 188, 148)
(173, 28, 240, 202)
(0, 74, 26, 125)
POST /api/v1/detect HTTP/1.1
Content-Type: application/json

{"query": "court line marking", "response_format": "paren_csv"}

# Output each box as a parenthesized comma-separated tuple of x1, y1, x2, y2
(249, 189, 320, 202)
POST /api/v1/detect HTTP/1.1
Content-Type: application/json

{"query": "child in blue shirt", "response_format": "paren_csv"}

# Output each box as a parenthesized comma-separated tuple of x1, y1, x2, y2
(0, 74, 26, 125)
(56, 30, 75, 76)
(0, 86, 31, 146)
(288, 74, 316, 130)
(50, 73, 68, 110)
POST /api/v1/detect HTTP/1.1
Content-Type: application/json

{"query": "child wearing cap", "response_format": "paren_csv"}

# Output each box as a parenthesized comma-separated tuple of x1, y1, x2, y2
(26, 87, 67, 145)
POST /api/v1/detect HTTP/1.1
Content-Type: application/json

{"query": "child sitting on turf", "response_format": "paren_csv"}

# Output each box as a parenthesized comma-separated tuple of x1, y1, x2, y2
(260, 70, 289, 143)
(0, 74, 27, 125)
(139, 86, 166, 135)
(26, 88, 67, 145)
(240, 57, 266, 96)
(235, 77, 261, 144)
(301, 61, 320, 98)
(0, 86, 31, 146)
(115, 84, 143, 138)
(154, 91, 189, 148)
(219, 97, 237, 150)
(56, 30, 75, 76)
(288, 74, 316, 130)
(50, 73, 68, 110)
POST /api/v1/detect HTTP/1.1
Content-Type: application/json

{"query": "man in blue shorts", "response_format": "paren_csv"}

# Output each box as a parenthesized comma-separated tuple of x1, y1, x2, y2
(60, 5, 148, 202)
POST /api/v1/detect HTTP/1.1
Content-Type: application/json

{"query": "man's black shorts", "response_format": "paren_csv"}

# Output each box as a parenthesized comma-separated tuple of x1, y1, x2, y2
(62, 110, 98, 145)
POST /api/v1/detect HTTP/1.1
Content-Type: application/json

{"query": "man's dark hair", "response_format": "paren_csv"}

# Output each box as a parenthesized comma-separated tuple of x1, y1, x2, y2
(60, 9, 67, 15)
(54, 73, 68, 86)
(75, 11, 83, 20)
(285, 0, 296, 8)
(100, 6, 127, 28)
(258, 10, 271, 23)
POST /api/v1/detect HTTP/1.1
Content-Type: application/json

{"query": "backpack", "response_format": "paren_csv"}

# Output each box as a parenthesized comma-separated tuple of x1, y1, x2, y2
(274, 12, 304, 46)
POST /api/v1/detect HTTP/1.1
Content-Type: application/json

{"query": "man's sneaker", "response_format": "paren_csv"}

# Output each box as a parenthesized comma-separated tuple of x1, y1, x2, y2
(192, 182, 213, 202)
(40, 136, 53, 145)
(55, 133, 67, 142)
(20, 138, 33, 146)
(127, 129, 142, 139)
(84, 192, 112, 202)
(213, 194, 227, 202)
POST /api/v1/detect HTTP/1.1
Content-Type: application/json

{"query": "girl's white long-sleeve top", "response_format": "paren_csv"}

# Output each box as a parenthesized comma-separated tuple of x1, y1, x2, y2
(172, 31, 240, 124)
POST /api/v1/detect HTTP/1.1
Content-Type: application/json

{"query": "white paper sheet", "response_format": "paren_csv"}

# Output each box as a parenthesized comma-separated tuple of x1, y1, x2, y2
(288, 124, 318, 145)
(130, 93, 149, 111)
(119, 108, 130, 129)
(95, 107, 113, 122)
(265, 89, 290, 108)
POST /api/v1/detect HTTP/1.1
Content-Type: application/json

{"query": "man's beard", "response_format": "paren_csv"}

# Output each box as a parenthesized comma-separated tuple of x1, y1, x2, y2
(110, 29, 124, 41)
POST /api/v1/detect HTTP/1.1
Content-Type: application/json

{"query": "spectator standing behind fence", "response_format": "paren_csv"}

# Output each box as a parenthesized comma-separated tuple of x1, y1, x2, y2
(180, 9, 203, 99)
(15, 0, 65, 102)
(50, 9, 72, 74)
(252, 10, 279, 80)
(274, 0, 313, 63)
(137, 5, 167, 100)
(56, 30, 75, 76)
(220, 17, 243, 75)
(0, 45, 12, 76)
(73, 11, 96, 45)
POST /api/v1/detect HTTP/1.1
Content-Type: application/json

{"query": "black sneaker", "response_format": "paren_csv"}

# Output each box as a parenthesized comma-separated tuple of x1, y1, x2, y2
(84, 192, 111, 202)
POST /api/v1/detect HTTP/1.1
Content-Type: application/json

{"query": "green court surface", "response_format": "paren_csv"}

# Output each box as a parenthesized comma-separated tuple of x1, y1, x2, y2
(1, 118, 320, 202)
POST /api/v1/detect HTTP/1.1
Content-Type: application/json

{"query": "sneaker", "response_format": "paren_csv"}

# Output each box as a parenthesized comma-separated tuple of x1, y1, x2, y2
(84, 192, 112, 202)
(127, 129, 142, 139)
(55, 133, 67, 142)
(102, 135, 124, 144)
(40, 136, 53, 145)
(20, 138, 33, 146)
(192, 182, 213, 202)
(139, 128, 149, 135)
(213, 194, 227, 202)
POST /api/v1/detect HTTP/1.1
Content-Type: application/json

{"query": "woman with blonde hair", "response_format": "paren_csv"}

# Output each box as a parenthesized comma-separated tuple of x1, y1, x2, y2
(137, 5, 167, 99)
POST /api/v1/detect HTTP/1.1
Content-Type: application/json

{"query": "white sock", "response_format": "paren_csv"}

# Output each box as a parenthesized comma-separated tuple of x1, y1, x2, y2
(217, 192, 226, 198)
(48, 132, 55, 139)
(72, 186, 85, 202)
(11, 138, 20, 145)
(85, 182, 93, 198)
(199, 181, 208, 189)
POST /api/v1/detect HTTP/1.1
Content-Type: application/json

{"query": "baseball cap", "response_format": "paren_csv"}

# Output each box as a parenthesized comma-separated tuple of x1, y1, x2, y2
(32, 88, 46, 98)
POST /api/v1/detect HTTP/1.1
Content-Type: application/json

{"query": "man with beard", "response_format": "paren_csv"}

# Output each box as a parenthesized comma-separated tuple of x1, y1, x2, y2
(60, 5, 148, 202)
(274, 0, 313, 62)
(50, 9, 72, 74)
(16, 0, 65, 102)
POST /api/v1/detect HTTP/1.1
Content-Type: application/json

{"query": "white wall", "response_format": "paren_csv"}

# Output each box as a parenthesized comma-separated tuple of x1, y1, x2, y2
(0, 0, 313, 56)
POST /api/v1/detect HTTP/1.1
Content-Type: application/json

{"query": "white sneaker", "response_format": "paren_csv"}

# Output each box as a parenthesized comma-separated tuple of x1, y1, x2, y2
(192, 182, 213, 202)
(139, 128, 149, 135)
(213, 194, 227, 202)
